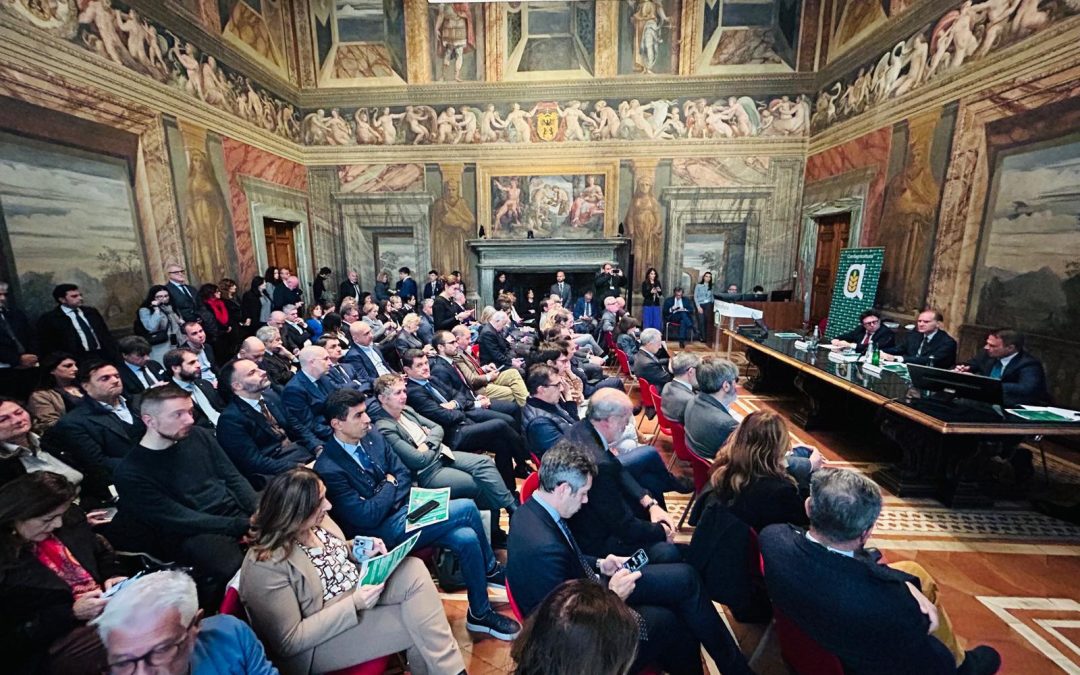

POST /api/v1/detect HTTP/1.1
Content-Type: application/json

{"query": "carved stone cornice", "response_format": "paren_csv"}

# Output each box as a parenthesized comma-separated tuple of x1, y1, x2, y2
(808, 22, 1080, 155)
(296, 72, 818, 108)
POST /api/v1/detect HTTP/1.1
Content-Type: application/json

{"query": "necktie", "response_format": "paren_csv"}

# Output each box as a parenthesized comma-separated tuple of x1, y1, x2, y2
(73, 310, 100, 351)
(335, 365, 350, 383)
(989, 360, 1003, 379)
(190, 385, 220, 426)
(423, 381, 449, 404)
(917, 336, 930, 357)
(257, 399, 287, 439)
(140, 367, 157, 388)
(183, 285, 192, 300)
(584, 304, 591, 317)
(559, 282, 564, 293)
(861, 332, 870, 346)
(0, 310, 24, 354)
(351, 443, 376, 475)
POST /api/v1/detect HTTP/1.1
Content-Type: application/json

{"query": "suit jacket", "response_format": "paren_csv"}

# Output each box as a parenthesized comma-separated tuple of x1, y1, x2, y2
(683, 393, 737, 460)
(0, 306, 36, 366)
(572, 297, 597, 321)
(239, 517, 369, 675)
(564, 421, 665, 557)
(396, 277, 418, 302)
(836, 324, 895, 354)
(42, 396, 144, 503)
(422, 280, 443, 300)
(417, 315, 436, 346)
(36, 305, 117, 361)
(282, 321, 312, 354)
(549, 281, 572, 306)
(313, 434, 412, 538)
(451, 352, 492, 392)
(429, 355, 478, 402)
(431, 296, 459, 331)
(216, 393, 315, 488)
(633, 349, 672, 389)
(117, 360, 168, 398)
(394, 330, 425, 356)
(1, 508, 122, 674)
(506, 496, 593, 617)
(885, 330, 957, 369)
(281, 372, 334, 450)
(760, 524, 955, 675)
(478, 323, 514, 368)
(166, 282, 200, 322)
(522, 397, 576, 458)
(660, 379, 695, 424)
(661, 295, 697, 322)
(404, 377, 473, 435)
(338, 280, 363, 304)
(594, 271, 626, 299)
(340, 344, 383, 385)
(965, 350, 1051, 407)
(175, 378, 226, 429)
(324, 361, 369, 393)
(272, 284, 303, 311)
(260, 353, 294, 391)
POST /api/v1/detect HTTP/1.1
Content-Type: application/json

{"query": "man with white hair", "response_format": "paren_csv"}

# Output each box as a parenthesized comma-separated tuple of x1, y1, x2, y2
(632, 328, 672, 391)
(598, 295, 621, 334)
(418, 298, 436, 345)
(280, 303, 312, 354)
(272, 272, 302, 311)
(280, 345, 334, 453)
(93, 570, 276, 674)
(478, 311, 524, 371)
(245, 330, 294, 391)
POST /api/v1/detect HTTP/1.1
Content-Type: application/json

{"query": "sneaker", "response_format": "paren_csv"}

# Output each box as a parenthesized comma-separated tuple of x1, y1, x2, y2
(958, 645, 1001, 675)
(466, 608, 521, 641)
(485, 563, 507, 590)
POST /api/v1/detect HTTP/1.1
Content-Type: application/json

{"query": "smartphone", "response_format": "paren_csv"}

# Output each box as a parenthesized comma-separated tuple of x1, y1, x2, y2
(621, 549, 649, 573)
(352, 536, 375, 561)
(87, 507, 118, 524)
(496, 364, 509, 372)
(406, 499, 440, 523)
(102, 570, 145, 598)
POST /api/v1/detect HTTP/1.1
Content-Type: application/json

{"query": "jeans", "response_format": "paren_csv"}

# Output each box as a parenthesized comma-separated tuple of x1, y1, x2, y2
(616, 445, 682, 509)
(373, 498, 497, 616)
(423, 452, 516, 511)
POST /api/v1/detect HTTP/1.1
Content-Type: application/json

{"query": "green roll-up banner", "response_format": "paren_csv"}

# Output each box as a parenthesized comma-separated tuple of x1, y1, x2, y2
(825, 247, 884, 339)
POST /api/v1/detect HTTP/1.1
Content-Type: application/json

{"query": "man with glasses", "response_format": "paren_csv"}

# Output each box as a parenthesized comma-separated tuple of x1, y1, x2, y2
(832, 309, 895, 354)
(163, 263, 199, 323)
(93, 570, 276, 674)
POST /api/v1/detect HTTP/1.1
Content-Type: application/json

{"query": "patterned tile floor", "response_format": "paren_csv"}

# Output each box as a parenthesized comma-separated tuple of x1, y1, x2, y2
(436, 364, 1080, 674)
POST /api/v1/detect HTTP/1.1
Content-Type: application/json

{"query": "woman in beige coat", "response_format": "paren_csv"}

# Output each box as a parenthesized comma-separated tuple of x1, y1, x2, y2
(240, 467, 465, 675)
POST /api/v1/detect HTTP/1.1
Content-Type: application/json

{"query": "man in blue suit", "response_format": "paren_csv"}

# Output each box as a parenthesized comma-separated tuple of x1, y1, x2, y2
(341, 321, 394, 386)
(955, 329, 1050, 408)
(317, 336, 369, 392)
(661, 287, 698, 348)
(216, 358, 314, 488)
(396, 266, 418, 303)
(281, 346, 334, 453)
(314, 388, 521, 641)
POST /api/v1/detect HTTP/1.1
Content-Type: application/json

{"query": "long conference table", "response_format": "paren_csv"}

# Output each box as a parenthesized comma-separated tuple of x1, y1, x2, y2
(725, 330, 1080, 507)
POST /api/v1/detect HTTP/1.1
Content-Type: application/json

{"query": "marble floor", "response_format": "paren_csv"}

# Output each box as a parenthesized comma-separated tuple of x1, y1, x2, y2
(426, 360, 1080, 674)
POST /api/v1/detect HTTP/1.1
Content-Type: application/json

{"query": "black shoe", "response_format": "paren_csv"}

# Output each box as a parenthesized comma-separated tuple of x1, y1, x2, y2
(958, 646, 1001, 675)
(670, 475, 695, 494)
(644, 406, 656, 420)
(485, 562, 508, 590)
(514, 464, 533, 479)
(466, 608, 521, 641)
(679, 340, 686, 348)
(490, 526, 508, 550)
(632, 404, 643, 416)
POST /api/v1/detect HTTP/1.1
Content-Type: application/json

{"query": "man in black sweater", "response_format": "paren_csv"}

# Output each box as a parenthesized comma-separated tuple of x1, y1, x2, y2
(113, 384, 257, 606)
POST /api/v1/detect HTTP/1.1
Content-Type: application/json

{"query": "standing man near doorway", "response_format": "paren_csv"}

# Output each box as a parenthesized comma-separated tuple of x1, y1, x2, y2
(164, 262, 199, 323)
(549, 270, 572, 307)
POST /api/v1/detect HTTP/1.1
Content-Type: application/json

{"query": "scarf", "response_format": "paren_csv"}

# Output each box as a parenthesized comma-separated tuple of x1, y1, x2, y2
(206, 297, 229, 326)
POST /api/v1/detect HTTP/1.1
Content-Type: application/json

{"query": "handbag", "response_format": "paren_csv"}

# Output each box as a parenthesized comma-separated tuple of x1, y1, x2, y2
(132, 315, 169, 345)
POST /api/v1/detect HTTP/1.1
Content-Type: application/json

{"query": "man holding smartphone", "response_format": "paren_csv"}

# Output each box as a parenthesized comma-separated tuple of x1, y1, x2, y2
(507, 442, 752, 675)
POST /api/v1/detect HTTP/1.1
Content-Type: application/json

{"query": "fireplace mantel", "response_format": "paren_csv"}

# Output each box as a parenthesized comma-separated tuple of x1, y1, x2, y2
(467, 238, 630, 306)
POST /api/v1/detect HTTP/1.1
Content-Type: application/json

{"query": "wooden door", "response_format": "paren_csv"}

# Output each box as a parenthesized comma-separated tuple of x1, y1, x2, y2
(809, 212, 851, 325)
(263, 218, 298, 273)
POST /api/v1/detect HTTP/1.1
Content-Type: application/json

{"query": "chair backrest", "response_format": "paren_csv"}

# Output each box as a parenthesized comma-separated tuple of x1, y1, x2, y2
(520, 471, 540, 504)
(602, 331, 617, 351)
(650, 384, 673, 435)
(615, 348, 633, 377)
(637, 377, 654, 408)
(771, 608, 845, 675)
(505, 579, 525, 622)
(671, 421, 711, 492)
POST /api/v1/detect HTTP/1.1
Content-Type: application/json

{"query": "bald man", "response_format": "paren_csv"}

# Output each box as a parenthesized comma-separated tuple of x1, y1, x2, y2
(280, 346, 334, 452)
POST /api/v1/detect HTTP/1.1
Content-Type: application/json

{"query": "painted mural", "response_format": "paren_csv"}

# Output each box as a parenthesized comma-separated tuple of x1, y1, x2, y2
(0, 0, 301, 142)
(813, 0, 1080, 133)
(488, 174, 606, 239)
(338, 163, 425, 193)
(0, 132, 147, 326)
(971, 132, 1080, 341)
(505, 1, 596, 76)
(313, 0, 408, 85)
(301, 94, 809, 147)
(430, 2, 483, 82)
(697, 0, 801, 73)
(373, 234, 417, 278)
(618, 0, 680, 75)
(219, 0, 290, 78)
(828, 0, 889, 61)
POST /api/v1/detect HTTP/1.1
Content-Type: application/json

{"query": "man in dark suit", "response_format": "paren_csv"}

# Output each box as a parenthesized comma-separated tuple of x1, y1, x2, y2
(632, 328, 672, 391)
(661, 287, 697, 347)
(164, 263, 199, 323)
(832, 308, 895, 354)
(402, 350, 530, 490)
(341, 321, 393, 387)
(243, 332, 294, 392)
(593, 262, 626, 300)
(395, 266, 418, 303)
(761, 468, 1000, 675)
(317, 336, 369, 392)
(215, 358, 315, 488)
(422, 270, 443, 300)
(43, 362, 144, 505)
(338, 269, 363, 304)
(312, 266, 332, 305)
(272, 274, 303, 311)
(956, 329, 1050, 408)
(0, 281, 39, 400)
(280, 346, 334, 452)
(660, 352, 700, 424)
(507, 441, 753, 675)
(314, 388, 520, 641)
(478, 312, 524, 370)
(430, 331, 522, 426)
(521, 364, 577, 459)
(683, 356, 740, 461)
(116, 335, 167, 399)
(163, 348, 225, 429)
(572, 289, 598, 334)
(883, 309, 958, 369)
(37, 284, 117, 362)
(549, 270, 572, 307)
(281, 304, 313, 353)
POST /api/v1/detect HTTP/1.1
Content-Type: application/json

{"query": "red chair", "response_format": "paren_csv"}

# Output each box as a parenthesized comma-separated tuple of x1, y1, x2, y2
(771, 609, 844, 675)
(614, 348, 639, 391)
(530, 452, 542, 468)
(649, 383, 673, 439)
(671, 421, 712, 530)
(635, 376, 654, 433)
(602, 330, 617, 352)
(520, 471, 540, 504)
(505, 580, 525, 622)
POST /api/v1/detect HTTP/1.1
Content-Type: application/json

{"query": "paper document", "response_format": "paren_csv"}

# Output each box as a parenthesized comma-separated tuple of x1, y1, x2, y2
(358, 532, 421, 586)
(404, 486, 451, 532)
(1007, 406, 1080, 423)
(774, 332, 802, 339)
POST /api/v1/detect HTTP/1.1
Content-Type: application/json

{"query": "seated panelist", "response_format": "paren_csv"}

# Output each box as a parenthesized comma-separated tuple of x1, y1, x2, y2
(831, 309, 895, 354)
(954, 329, 1050, 408)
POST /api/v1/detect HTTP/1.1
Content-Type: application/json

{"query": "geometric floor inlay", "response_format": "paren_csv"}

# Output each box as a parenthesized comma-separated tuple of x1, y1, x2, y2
(977, 597, 1080, 674)
(874, 508, 1080, 540)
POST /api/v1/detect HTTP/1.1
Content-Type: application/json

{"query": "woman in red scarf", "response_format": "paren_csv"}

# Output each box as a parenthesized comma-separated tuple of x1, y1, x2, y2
(0, 472, 127, 674)
(197, 283, 233, 366)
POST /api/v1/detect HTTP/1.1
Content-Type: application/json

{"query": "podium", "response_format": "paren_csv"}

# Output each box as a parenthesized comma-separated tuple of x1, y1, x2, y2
(714, 301, 764, 354)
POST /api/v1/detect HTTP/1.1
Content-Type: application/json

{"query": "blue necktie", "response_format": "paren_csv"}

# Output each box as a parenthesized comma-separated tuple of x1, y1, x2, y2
(423, 381, 448, 404)
(350, 444, 376, 475)
(989, 360, 1003, 379)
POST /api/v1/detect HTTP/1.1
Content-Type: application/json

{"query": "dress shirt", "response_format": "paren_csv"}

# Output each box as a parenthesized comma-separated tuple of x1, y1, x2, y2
(61, 306, 97, 351)
(673, 297, 684, 312)
(192, 347, 218, 386)
(805, 531, 855, 558)
(0, 434, 83, 486)
(103, 397, 134, 425)
(173, 379, 220, 426)
(170, 281, 193, 299)
(672, 379, 693, 393)
(991, 351, 1019, 378)
(409, 377, 449, 404)
(360, 345, 392, 376)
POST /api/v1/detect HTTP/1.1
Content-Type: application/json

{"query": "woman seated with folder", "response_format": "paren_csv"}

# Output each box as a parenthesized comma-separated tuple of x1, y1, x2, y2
(240, 467, 464, 675)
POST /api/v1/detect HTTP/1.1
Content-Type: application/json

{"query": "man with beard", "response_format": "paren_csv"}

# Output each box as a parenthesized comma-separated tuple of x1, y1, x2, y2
(164, 348, 225, 429)
(216, 358, 315, 489)
(113, 384, 257, 605)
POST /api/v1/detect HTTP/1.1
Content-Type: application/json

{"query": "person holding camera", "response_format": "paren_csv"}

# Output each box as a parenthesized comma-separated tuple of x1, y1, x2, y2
(137, 285, 184, 363)
(594, 263, 626, 301)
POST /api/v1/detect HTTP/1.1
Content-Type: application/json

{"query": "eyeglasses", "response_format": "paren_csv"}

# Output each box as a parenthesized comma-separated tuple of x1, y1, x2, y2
(167, 269, 184, 274)
(862, 319, 880, 327)
(107, 619, 196, 675)
(539, 380, 560, 389)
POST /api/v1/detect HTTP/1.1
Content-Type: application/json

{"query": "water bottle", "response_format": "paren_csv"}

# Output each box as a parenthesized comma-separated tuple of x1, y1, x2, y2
(809, 325, 820, 350)
(871, 343, 880, 366)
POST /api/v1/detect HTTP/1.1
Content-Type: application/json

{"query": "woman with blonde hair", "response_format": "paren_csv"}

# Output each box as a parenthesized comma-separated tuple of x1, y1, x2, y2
(240, 467, 464, 675)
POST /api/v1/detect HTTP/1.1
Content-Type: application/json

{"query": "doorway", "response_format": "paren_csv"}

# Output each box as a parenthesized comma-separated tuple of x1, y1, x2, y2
(809, 211, 851, 324)
(263, 217, 299, 274)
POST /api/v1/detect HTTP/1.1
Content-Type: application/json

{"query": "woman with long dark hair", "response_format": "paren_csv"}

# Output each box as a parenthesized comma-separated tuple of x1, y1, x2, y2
(263, 265, 281, 298)
(27, 352, 84, 435)
(218, 277, 243, 356)
(640, 267, 663, 331)
(241, 275, 271, 334)
(196, 283, 230, 358)
(136, 284, 184, 362)
(240, 468, 463, 675)
(0, 472, 126, 674)
(493, 271, 512, 298)
(694, 271, 715, 344)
